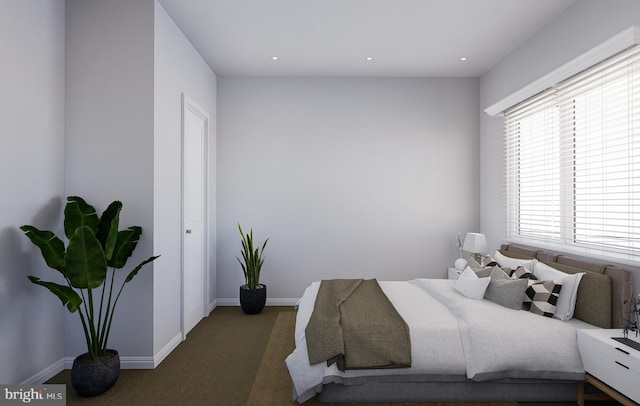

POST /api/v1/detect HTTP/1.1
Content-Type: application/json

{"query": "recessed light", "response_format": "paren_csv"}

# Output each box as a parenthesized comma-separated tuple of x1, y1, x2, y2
(460, 57, 468, 61)
(365, 56, 373, 61)
(271, 56, 279, 61)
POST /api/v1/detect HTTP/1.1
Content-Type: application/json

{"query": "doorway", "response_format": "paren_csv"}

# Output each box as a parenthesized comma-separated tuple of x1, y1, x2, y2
(182, 93, 209, 339)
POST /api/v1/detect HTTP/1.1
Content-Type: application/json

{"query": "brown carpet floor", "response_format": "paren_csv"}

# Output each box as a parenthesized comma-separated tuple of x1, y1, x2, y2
(48, 306, 282, 405)
(47, 306, 616, 406)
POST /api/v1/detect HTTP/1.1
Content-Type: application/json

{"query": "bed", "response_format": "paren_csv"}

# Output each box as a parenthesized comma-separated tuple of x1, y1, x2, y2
(285, 244, 634, 403)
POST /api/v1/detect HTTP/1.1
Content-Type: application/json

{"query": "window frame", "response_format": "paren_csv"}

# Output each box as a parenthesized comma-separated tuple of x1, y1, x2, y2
(502, 43, 640, 265)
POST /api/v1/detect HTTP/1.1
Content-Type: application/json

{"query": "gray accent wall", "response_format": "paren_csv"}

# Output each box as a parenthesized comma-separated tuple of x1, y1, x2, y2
(65, 0, 156, 361)
(217, 77, 480, 301)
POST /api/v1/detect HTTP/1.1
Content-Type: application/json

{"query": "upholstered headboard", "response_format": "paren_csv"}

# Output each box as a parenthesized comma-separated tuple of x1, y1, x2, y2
(500, 244, 634, 329)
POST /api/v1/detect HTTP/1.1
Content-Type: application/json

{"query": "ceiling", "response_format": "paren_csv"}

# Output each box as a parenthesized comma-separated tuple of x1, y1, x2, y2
(157, 0, 577, 77)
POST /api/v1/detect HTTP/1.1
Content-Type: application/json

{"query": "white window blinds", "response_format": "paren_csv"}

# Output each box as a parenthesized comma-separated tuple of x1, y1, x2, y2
(504, 45, 640, 263)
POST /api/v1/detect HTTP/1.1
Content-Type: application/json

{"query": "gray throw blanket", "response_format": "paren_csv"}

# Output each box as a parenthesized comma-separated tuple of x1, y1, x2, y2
(305, 279, 411, 371)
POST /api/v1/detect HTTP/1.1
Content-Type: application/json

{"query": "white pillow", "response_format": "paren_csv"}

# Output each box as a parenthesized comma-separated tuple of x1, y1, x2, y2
(455, 267, 491, 300)
(494, 251, 535, 271)
(533, 261, 585, 321)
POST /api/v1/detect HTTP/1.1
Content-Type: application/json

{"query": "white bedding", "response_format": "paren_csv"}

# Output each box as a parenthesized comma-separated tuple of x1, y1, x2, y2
(285, 279, 593, 403)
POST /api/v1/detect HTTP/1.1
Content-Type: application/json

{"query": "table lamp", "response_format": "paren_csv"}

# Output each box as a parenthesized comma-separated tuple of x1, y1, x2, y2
(463, 232, 487, 263)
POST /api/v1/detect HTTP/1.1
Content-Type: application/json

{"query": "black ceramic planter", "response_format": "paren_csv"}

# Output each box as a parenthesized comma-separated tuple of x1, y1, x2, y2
(240, 284, 267, 314)
(71, 349, 120, 397)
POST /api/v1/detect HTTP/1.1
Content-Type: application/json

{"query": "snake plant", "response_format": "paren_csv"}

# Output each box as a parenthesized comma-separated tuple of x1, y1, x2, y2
(236, 223, 268, 290)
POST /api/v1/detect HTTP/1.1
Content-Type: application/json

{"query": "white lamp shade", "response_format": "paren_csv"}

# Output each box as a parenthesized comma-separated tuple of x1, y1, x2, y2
(462, 233, 487, 254)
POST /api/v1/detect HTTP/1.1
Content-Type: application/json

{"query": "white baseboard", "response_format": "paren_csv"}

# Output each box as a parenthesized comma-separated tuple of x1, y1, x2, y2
(215, 298, 238, 306)
(58, 334, 182, 370)
(24, 353, 162, 384)
(119, 356, 155, 369)
(20, 358, 65, 385)
(208, 298, 218, 314)
(153, 332, 183, 368)
(267, 298, 299, 307)
(63, 354, 156, 370)
(216, 298, 299, 307)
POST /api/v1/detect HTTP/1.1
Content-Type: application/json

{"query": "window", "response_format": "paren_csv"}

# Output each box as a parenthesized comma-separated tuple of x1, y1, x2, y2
(504, 45, 640, 263)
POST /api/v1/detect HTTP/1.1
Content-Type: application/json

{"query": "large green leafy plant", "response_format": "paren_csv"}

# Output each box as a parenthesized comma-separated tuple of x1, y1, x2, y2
(21, 196, 159, 360)
(236, 223, 268, 290)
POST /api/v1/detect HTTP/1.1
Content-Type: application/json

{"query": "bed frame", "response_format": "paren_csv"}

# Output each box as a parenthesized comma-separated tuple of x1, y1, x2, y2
(316, 244, 634, 403)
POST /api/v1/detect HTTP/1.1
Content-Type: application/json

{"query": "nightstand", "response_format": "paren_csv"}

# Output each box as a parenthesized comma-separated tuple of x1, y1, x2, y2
(577, 328, 640, 405)
(447, 267, 461, 280)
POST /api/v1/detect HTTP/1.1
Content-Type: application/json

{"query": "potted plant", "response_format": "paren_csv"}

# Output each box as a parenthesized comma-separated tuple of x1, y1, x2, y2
(20, 196, 159, 396)
(236, 223, 268, 314)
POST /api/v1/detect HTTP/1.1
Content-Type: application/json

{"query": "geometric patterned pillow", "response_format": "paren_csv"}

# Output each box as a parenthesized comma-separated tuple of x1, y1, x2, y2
(523, 279, 563, 317)
(466, 257, 494, 277)
(509, 265, 537, 280)
(480, 255, 498, 268)
(466, 257, 484, 271)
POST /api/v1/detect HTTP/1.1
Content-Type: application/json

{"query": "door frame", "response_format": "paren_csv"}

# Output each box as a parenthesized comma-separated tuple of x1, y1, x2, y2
(181, 93, 209, 340)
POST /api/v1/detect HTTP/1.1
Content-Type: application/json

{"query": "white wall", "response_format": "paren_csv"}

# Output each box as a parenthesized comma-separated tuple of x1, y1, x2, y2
(217, 77, 480, 301)
(153, 1, 217, 355)
(65, 0, 156, 360)
(0, 0, 66, 383)
(479, 0, 640, 290)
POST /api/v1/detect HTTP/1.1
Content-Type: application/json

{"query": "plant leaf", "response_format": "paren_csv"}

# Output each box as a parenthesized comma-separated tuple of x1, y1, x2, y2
(108, 226, 142, 269)
(64, 196, 99, 239)
(19, 225, 65, 272)
(124, 255, 160, 283)
(237, 222, 268, 289)
(95, 201, 122, 261)
(65, 226, 107, 289)
(28, 276, 82, 312)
